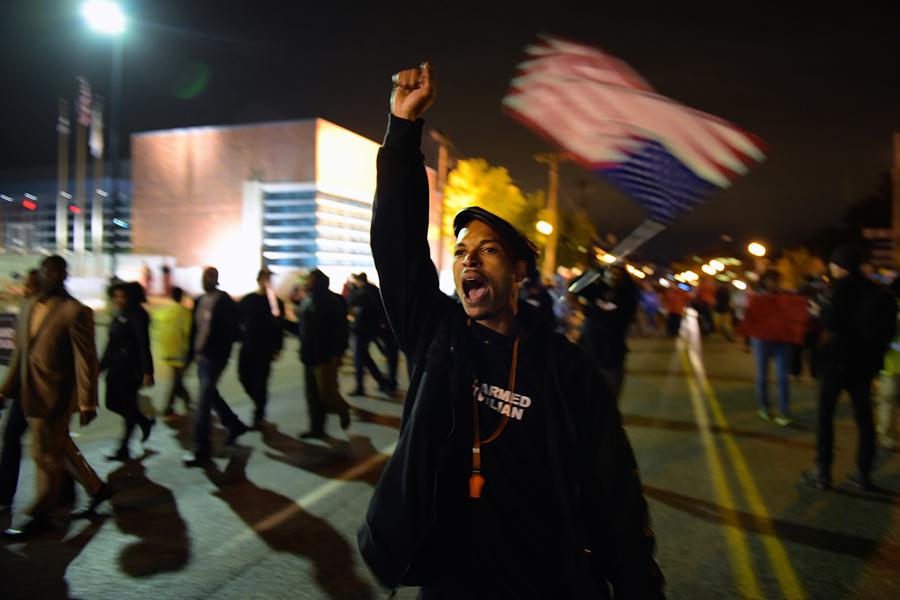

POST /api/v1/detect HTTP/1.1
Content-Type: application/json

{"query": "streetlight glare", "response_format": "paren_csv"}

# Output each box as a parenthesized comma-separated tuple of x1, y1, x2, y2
(748, 242, 767, 257)
(701, 264, 716, 276)
(535, 220, 553, 235)
(709, 259, 725, 272)
(732, 280, 748, 290)
(82, 0, 126, 35)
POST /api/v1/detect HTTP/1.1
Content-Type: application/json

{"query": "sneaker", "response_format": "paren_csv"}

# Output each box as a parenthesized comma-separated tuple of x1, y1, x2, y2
(340, 411, 351, 430)
(299, 430, 327, 440)
(351, 387, 366, 397)
(226, 422, 249, 446)
(182, 453, 213, 468)
(774, 415, 794, 427)
(72, 483, 113, 517)
(801, 469, 831, 490)
(847, 472, 876, 492)
(2, 516, 57, 540)
(757, 409, 772, 422)
(105, 448, 130, 462)
(140, 418, 156, 443)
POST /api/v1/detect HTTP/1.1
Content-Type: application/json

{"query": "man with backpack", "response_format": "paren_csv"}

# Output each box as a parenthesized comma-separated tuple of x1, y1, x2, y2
(803, 244, 897, 491)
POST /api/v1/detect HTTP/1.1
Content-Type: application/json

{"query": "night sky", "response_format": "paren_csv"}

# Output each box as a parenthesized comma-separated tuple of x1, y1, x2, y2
(3, 1, 899, 258)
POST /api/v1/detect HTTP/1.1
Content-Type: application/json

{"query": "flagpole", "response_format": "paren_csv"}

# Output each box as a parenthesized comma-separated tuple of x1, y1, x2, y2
(73, 76, 91, 273)
(56, 98, 70, 254)
(91, 96, 105, 275)
(109, 36, 123, 278)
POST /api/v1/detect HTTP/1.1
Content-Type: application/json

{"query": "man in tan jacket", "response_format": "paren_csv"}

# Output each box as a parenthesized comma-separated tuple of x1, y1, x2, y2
(0, 255, 111, 540)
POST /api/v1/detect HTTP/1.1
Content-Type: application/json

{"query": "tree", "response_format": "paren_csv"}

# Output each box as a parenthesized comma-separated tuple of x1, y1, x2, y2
(442, 158, 540, 251)
(775, 247, 827, 290)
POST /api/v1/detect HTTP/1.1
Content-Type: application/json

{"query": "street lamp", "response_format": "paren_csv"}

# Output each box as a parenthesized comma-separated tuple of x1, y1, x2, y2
(535, 220, 553, 235)
(82, 0, 125, 277)
(748, 242, 767, 257)
(82, 0, 126, 34)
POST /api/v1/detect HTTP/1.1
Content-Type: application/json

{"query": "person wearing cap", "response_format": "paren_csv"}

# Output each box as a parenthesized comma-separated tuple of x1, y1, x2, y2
(358, 62, 664, 599)
(238, 268, 285, 428)
(803, 244, 896, 491)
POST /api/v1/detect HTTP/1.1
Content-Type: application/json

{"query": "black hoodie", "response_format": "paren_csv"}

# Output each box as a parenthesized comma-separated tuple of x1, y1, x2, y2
(358, 115, 664, 599)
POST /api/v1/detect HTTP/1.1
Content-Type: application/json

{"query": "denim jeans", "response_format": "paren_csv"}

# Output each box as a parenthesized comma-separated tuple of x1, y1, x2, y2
(750, 338, 791, 416)
(193, 357, 242, 458)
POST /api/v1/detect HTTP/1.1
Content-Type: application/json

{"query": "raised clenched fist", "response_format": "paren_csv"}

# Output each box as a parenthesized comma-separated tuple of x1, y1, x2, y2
(391, 61, 436, 121)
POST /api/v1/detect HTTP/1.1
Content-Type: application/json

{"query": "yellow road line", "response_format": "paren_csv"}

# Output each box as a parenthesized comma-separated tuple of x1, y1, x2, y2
(678, 349, 762, 599)
(684, 346, 805, 600)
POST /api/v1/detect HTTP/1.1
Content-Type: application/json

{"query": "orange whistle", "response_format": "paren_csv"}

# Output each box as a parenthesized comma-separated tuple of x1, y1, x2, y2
(469, 473, 485, 499)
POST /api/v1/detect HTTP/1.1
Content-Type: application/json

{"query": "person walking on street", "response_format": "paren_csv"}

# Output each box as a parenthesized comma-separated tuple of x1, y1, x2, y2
(348, 272, 393, 396)
(576, 265, 639, 402)
(154, 286, 193, 418)
(0, 270, 78, 515)
(183, 267, 249, 467)
(803, 244, 897, 491)
(100, 282, 155, 461)
(875, 277, 900, 451)
(288, 269, 352, 438)
(713, 283, 734, 341)
(0, 256, 112, 539)
(238, 268, 285, 428)
(745, 271, 795, 426)
(358, 62, 664, 598)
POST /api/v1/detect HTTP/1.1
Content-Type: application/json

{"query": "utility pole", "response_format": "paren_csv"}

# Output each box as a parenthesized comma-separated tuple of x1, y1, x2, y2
(535, 152, 568, 281)
(893, 132, 900, 267)
(429, 129, 454, 271)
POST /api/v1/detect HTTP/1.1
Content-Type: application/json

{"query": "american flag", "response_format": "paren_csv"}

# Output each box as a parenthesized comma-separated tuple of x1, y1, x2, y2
(503, 35, 766, 226)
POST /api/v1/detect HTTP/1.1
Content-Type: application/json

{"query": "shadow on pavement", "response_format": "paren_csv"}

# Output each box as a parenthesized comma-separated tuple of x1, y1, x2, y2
(350, 406, 401, 430)
(623, 413, 816, 449)
(0, 516, 106, 599)
(107, 459, 191, 577)
(261, 426, 389, 487)
(206, 448, 376, 600)
(644, 484, 900, 567)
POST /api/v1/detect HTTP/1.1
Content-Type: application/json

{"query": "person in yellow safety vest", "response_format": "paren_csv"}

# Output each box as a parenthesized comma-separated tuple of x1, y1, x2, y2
(152, 286, 193, 418)
(876, 277, 900, 451)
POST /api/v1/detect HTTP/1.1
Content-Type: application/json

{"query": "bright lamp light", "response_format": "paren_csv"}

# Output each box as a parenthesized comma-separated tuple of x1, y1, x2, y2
(535, 220, 553, 235)
(748, 242, 767, 258)
(82, 0, 126, 35)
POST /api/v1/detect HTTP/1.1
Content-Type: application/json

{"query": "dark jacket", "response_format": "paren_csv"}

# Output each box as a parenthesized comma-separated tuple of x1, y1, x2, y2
(101, 306, 153, 380)
(238, 292, 285, 358)
(578, 273, 639, 369)
(188, 290, 239, 364)
(287, 275, 349, 366)
(820, 272, 894, 377)
(348, 282, 386, 338)
(358, 115, 664, 598)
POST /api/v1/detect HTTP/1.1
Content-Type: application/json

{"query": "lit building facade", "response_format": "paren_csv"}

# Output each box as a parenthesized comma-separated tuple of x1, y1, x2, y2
(131, 118, 439, 294)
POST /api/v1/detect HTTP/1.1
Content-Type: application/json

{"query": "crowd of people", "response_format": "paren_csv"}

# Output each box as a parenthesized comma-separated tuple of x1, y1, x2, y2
(0, 62, 897, 598)
(0, 257, 401, 540)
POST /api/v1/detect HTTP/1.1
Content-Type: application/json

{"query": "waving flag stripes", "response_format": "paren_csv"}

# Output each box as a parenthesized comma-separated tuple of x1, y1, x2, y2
(503, 35, 766, 226)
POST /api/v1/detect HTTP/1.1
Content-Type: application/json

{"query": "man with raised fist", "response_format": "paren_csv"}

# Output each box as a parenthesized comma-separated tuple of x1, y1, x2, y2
(357, 63, 665, 599)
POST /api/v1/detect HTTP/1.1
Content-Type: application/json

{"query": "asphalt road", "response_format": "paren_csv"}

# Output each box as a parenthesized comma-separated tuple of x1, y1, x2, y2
(1, 329, 899, 599)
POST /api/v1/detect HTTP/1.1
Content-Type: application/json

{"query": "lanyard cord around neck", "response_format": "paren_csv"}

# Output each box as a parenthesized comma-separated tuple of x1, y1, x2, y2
(469, 319, 520, 499)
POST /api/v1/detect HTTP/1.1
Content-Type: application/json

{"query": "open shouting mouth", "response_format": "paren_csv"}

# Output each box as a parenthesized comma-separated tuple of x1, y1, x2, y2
(461, 272, 490, 306)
